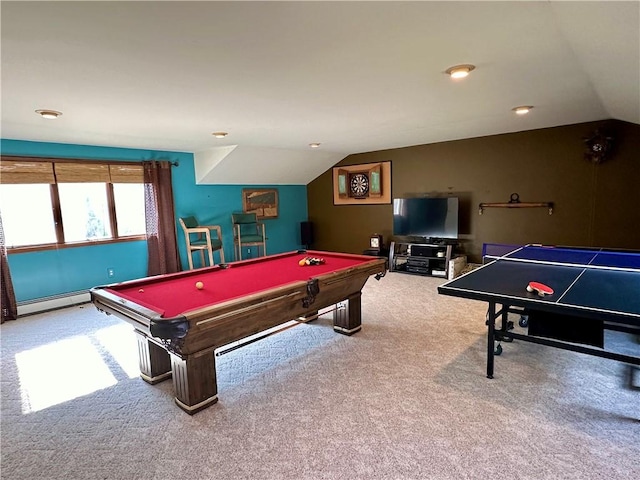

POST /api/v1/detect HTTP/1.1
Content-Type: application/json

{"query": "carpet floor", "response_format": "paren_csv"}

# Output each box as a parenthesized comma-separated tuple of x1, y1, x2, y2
(1, 272, 638, 479)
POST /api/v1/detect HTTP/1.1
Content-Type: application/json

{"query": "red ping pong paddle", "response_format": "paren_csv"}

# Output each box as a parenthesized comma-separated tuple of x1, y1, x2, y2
(527, 281, 554, 296)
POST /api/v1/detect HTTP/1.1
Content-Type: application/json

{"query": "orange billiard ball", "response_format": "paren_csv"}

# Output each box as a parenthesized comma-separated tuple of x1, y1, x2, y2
(195, 281, 204, 290)
(298, 258, 307, 266)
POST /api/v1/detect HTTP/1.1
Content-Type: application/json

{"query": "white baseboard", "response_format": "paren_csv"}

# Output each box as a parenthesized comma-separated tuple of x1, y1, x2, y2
(17, 291, 91, 317)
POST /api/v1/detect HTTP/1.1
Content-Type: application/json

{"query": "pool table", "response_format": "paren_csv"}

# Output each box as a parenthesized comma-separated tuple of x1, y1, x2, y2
(90, 250, 386, 414)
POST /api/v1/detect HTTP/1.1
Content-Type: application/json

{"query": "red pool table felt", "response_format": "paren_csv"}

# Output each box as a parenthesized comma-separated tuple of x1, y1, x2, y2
(106, 251, 372, 318)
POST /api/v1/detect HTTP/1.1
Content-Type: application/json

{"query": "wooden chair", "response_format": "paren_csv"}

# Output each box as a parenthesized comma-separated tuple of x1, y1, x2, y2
(178, 216, 225, 269)
(231, 212, 266, 261)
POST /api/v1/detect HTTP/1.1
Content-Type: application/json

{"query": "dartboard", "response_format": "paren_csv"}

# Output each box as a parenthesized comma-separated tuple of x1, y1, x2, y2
(349, 173, 369, 197)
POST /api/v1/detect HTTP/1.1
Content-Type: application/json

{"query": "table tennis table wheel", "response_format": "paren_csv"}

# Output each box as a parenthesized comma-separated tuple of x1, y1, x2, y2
(495, 344, 503, 355)
(518, 315, 529, 328)
(495, 331, 513, 343)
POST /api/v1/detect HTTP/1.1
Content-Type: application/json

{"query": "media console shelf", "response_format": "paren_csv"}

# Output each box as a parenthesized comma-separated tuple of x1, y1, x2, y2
(388, 240, 456, 278)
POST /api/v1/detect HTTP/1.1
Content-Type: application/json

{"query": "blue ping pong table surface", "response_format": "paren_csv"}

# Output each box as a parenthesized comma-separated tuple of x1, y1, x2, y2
(438, 245, 640, 324)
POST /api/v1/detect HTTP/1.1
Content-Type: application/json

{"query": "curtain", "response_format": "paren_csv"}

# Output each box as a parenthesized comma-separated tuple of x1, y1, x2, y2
(0, 212, 18, 323)
(143, 161, 181, 276)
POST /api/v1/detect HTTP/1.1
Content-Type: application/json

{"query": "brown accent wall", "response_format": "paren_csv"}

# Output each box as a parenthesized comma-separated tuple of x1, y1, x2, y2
(307, 120, 640, 262)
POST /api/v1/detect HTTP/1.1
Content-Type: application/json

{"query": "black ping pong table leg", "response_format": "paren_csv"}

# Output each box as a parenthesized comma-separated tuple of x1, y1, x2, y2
(487, 301, 496, 379)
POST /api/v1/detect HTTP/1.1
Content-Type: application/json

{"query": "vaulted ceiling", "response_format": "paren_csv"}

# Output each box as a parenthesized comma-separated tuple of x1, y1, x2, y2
(2, 1, 638, 184)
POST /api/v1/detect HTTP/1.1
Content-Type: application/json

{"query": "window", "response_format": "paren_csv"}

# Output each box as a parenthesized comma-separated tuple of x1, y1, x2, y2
(0, 157, 146, 251)
(113, 183, 145, 236)
(0, 184, 57, 247)
(58, 183, 112, 242)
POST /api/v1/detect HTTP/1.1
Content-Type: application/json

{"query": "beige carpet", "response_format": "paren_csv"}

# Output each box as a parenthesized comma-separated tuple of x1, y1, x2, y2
(1, 272, 638, 480)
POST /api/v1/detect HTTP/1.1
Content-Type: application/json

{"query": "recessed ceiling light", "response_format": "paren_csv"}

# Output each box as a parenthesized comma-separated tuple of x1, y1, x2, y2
(309, 143, 321, 148)
(212, 132, 228, 138)
(445, 64, 475, 79)
(35, 109, 62, 119)
(512, 106, 533, 115)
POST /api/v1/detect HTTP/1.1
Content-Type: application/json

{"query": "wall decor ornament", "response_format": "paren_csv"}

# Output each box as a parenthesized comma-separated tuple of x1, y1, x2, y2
(242, 188, 278, 219)
(332, 161, 391, 205)
(584, 129, 614, 164)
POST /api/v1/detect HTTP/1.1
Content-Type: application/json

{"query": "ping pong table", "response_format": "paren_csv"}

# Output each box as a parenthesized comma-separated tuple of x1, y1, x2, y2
(437, 244, 640, 379)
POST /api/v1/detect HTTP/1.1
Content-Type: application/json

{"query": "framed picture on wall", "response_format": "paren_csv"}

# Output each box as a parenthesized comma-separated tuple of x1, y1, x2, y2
(332, 161, 391, 205)
(242, 188, 279, 219)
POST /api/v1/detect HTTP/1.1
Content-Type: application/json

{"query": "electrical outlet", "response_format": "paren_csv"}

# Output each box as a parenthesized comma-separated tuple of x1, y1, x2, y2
(107, 268, 115, 278)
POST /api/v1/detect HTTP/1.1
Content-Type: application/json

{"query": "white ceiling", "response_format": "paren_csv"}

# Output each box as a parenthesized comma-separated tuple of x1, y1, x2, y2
(2, 1, 639, 185)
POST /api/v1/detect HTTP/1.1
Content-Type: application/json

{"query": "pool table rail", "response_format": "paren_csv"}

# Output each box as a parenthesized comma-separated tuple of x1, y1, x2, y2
(172, 260, 385, 355)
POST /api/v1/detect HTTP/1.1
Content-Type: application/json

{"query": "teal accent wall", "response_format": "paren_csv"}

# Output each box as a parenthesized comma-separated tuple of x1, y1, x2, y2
(169, 148, 309, 267)
(1, 139, 308, 302)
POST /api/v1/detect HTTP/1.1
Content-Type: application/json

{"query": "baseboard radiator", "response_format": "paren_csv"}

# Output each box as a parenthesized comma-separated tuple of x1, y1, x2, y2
(17, 290, 91, 317)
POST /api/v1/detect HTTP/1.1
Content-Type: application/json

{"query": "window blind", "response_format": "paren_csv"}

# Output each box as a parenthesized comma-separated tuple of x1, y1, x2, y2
(109, 164, 144, 183)
(0, 160, 55, 184)
(54, 163, 111, 183)
(1, 158, 144, 184)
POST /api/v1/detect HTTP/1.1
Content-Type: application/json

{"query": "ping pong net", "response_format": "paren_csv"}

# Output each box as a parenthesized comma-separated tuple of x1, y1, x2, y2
(482, 243, 640, 272)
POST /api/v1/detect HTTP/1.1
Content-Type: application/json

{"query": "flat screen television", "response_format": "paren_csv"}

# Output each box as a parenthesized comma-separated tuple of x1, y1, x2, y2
(393, 197, 459, 240)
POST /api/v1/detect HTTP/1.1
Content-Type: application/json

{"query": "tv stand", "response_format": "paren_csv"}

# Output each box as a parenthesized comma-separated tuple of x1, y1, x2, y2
(388, 240, 456, 278)
(430, 237, 458, 245)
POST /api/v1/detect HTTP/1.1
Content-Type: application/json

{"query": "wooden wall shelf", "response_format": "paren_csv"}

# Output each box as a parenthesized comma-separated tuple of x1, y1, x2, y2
(479, 194, 554, 215)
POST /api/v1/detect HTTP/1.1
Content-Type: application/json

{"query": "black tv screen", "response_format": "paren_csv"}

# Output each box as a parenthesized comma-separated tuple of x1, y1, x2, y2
(393, 197, 459, 240)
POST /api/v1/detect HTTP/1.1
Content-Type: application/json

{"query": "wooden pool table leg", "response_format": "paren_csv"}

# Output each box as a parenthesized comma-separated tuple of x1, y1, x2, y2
(134, 330, 172, 384)
(170, 348, 218, 415)
(299, 310, 319, 323)
(333, 293, 362, 335)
